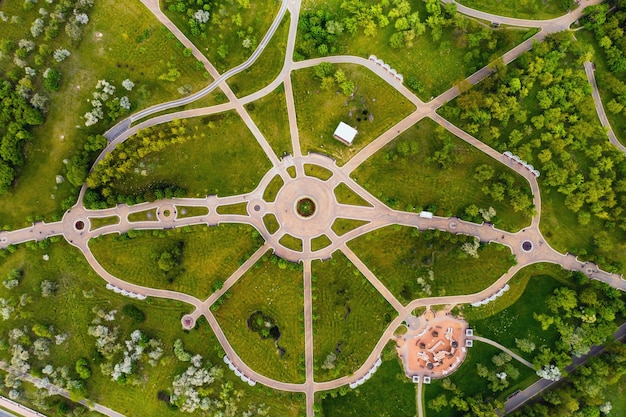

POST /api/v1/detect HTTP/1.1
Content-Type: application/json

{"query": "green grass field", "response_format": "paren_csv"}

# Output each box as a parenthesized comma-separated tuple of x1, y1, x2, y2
(0, 241, 302, 417)
(228, 15, 289, 97)
(247, 84, 293, 158)
(89, 216, 120, 231)
(90, 224, 263, 299)
(110, 112, 272, 198)
(175, 205, 209, 218)
(214, 253, 305, 383)
(331, 219, 370, 236)
(216, 203, 248, 215)
(263, 175, 285, 202)
(0, 0, 209, 229)
(279, 234, 304, 252)
(304, 164, 334, 181)
(333, 183, 372, 207)
(457, 0, 573, 19)
(292, 64, 415, 166)
(351, 118, 532, 232)
(348, 225, 515, 304)
(311, 234, 332, 252)
(312, 251, 396, 381)
(263, 213, 280, 235)
(127, 208, 158, 222)
(320, 347, 416, 417)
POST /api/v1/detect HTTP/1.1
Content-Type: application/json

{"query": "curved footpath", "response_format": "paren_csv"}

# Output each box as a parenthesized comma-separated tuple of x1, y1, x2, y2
(1, 1, 624, 417)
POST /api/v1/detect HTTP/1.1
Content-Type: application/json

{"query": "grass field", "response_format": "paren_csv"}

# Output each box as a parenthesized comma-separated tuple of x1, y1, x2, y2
(279, 234, 304, 252)
(312, 251, 396, 381)
(110, 112, 272, 198)
(331, 219, 370, 236)
(90, 224, 263, 299)
(457, 0, 573, 19)
(263, 175, 285, 203)
(333, 183, 372, 207)
(175, 205, 209, 218)
(216, 203, 248, 215)
(89, 216, 120, 231)
(162, 0, 280, 73)
(127, 208, 158, 222)
(292, 64, 415, 166)
(348, 225, 515, 304)
(320, 346, 416, 417)
(227, 15, 289, 97)
(214, 253, 305, 383)
(0, 0, 208, 229)
(351, 118, 532, 232)
(304, 164, 334, 181)
(0, 241, 302, 417)
(247, 84, 293, 158)
(311, 234, 332, 252)
(263, 214, 280, 235)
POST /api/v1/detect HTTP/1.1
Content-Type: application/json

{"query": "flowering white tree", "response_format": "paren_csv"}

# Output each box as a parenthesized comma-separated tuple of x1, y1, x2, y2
(119, 96, 131, 110)
(194, 10, 210, 24)
(122, 79, 134, 91)
(18, 39, 35, 52)
(74, 12, 89, 24)
(536, 364, 561, 381)
(53, 48, 70, 62)
(31, 18, 45, 37)
(0, 299, 15, 320)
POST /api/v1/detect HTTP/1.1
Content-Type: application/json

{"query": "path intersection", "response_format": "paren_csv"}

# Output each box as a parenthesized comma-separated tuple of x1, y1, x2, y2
(0, 0, 624, 416)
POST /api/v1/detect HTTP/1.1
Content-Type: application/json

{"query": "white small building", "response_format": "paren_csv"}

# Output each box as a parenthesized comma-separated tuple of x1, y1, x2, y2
(419, 211, 433, 219)
(334, 122, 358, 145)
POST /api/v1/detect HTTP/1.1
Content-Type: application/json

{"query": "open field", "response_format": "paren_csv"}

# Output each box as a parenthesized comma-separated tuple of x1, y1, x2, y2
(0, 241, 302, 417)
(89, 216, 120, 231)
(279, 234, 303, 252)
(292, 64, 415, 166)
(351, 118, 532, 232)
(109, 112, 272, 198)
(333, 183, 372, 207)
(319, 346, 416, 417)
(348, 225, 515, 304)
(214, 253, 306, 383)
(311, 234, 332, 252)
(457, 0, 573, 19)
(90, 224, 264, 299)
(331, 219, 370, 236)
(175, 205, 209, 218)
(263, 175, 285, 202)
(247, 84, 293, 158)
(312, 251, 396, 381)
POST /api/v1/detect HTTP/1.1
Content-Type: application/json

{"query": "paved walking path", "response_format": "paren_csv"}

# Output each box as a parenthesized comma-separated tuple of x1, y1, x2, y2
(1, 1, 624, 417)
(471, 337, 534, 368)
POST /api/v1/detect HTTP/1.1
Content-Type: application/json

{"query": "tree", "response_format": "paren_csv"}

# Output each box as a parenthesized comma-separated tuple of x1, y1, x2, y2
(75, 358, 92, 379)
(428, 394, 448, 412)
(122, 304, 146, 323)
(0, 161, 14, 194)
(515, 338, 536, 353)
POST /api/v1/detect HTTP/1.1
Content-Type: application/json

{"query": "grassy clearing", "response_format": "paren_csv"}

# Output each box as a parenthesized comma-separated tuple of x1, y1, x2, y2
(457, 0, 572, 19)
(263, 175, 284, 202)
(287, 166, 296, 177)
(263, 214, 280, 235)
(227, 15, 289, 97)
(292, 64, 415, 166)
(127, 208, 158, 222)
(0, 0, 208, 229)
(351, 118, 532, 232)
(90, 224, 263, 299)
(333, 183, 372, 207)
(0, 241, 302, 416)
(110, 111, 272, 198)
(214, 253, 305, 383)
(304, 164, 333, 181)
(279, 234, 303, 252)
(175, 205, 209, 218)
(162, 0, 280, 73)
(348, 225, 515, 304)
(319, 346, 416, 417)
(576, 29, 626, 147)
(247, 84, 293, 158)
(331, 219, 370, 236)
(89, 216, 120, 231)
(312, 251, 396, 381)
(216, 203, 248, 215)
(311, 234, 332, 252)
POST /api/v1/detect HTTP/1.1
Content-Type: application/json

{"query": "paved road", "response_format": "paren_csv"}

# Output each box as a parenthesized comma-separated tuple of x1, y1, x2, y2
(504, 322, 626, 414)
(584, 61, 626, 152)
(1, 0, 622, 416)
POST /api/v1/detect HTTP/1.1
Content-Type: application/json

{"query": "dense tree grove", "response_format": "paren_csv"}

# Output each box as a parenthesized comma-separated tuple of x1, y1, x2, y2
(583, 0, 626, 73)
(512, 343, 626, 417)
(442, 33, 626, 272)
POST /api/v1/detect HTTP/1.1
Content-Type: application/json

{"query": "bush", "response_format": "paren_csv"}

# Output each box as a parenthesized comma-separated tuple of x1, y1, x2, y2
(122, 304, 146, 323)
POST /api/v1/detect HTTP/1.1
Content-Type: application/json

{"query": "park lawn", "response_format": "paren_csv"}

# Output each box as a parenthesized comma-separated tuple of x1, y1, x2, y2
(603, 375, 626, 415)
(109, 112, 272, 198)
(576, 29, 626, 147)
(0, 241, 303, 417)
(333, 183, 372, 207)
(89, 215, 120, 231)
(214, 253, 306, 383)
(351, 118, 532, 232)
(467, 272, 566, 361)
(319, 347, 416, 417)
(0, 0, 208, 229)
(312, 251, 396, 382)
(263, 174, 285, 202)
(263, 213, 280, 234)
(311, 234, 332, 252)
(247, 84, 293, 158)
(127, 208, 158, 222)
(292, 64, 416, 166)
(161, 0, 280, 73)
(89, 224, 264, 299)
(348, 225, 515, 304)
(331, 219, 370, 236)
(304, 164, 334, 181)
(216, 202, 248, 215)
(228, 14, 289, 97)
(457, 0, 573, 19)
(175, 205, 209, 218)
(279, 234, 304, 252)
(297, 0, 535, 100)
